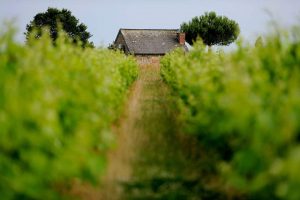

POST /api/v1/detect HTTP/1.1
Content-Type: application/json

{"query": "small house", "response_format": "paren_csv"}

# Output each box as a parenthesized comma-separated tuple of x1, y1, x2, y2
(113, 29, 188, 65)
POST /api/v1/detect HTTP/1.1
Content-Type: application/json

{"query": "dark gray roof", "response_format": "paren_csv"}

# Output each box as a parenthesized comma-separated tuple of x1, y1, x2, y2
(116, 29, 188, 55)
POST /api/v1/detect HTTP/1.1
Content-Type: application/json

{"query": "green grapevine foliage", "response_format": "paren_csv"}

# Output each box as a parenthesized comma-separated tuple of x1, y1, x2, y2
(161, 29, 300, 199)
(0, 26, 138, 199)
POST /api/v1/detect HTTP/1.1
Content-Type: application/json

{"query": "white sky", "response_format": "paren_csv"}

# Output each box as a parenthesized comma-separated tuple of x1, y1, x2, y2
(0, 0, 300, 47)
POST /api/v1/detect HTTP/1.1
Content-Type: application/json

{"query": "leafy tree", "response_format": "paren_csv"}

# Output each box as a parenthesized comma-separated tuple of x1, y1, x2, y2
(25, 7, 94, 47)
(180, 12, 240, 46)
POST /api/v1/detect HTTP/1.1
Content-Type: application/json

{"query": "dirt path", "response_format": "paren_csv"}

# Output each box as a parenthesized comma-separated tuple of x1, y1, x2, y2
(95, 60, 177, 199)
(72, 60, 231, 199)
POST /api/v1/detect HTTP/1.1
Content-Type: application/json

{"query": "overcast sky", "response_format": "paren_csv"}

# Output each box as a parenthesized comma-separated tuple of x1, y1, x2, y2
(1, 0, 300, 47)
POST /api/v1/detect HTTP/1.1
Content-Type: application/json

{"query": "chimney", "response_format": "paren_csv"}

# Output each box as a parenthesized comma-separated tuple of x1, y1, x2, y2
(178, 32, 185, 45)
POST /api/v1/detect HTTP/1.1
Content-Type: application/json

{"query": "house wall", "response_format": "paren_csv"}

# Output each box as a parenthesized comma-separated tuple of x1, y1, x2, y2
(114, 33, 129, 54)
(135, 55, 162, 66)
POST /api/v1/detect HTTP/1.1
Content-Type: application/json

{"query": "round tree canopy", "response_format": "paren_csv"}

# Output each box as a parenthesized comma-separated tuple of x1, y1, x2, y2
(180, 12, 240, 46)
(25, 7, 93, 47)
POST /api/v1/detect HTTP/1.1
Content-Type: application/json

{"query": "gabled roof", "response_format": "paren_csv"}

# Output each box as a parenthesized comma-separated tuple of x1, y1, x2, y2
(115, 29, 188, 55)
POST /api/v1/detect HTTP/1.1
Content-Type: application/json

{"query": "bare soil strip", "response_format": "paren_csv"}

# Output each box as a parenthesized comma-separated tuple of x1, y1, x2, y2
(97, 61, 170, 199)
(72, 60, 211, 199)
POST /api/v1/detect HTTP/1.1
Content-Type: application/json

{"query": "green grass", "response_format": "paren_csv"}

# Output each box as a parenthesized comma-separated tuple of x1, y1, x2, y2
(120, 64, 223, 200)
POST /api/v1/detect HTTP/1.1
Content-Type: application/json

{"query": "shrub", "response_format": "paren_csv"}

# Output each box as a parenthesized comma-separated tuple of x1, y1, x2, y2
(161, 28, 300, 199)
(0, 26, 138, 199)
